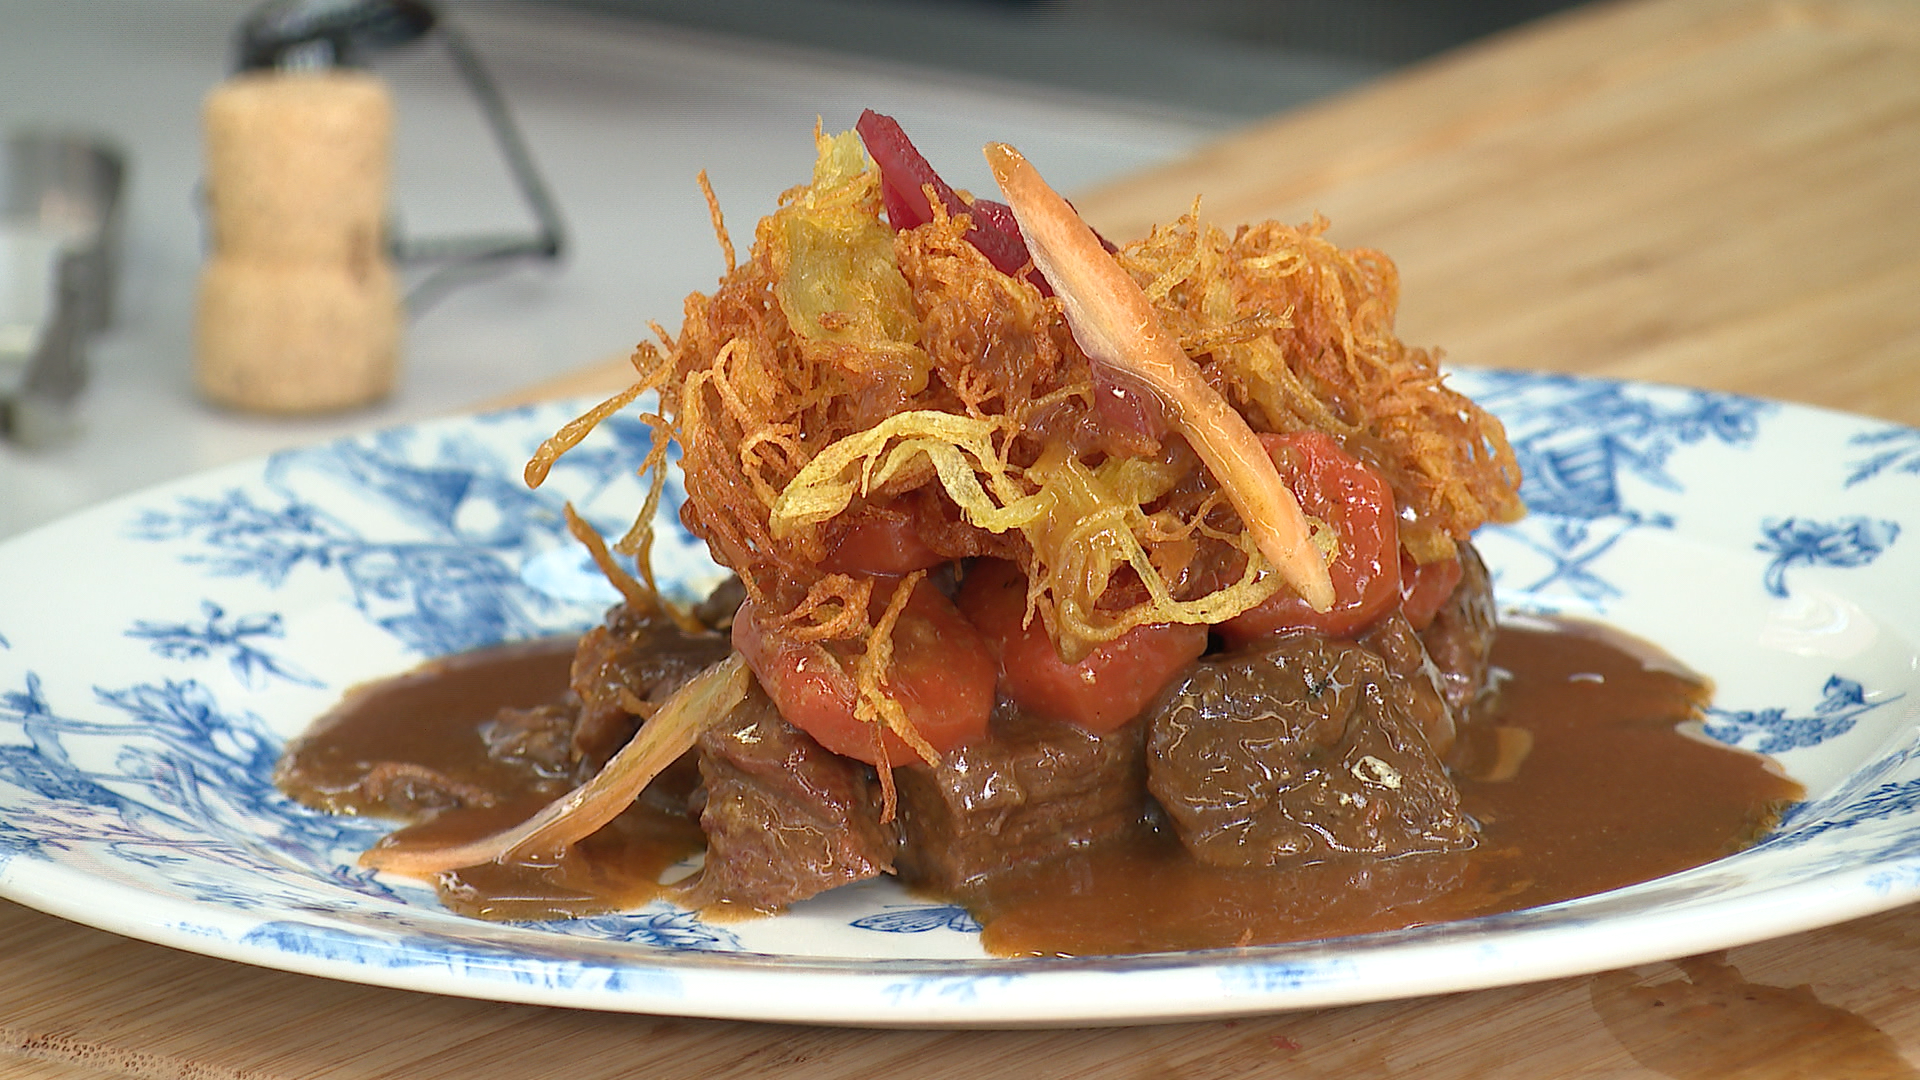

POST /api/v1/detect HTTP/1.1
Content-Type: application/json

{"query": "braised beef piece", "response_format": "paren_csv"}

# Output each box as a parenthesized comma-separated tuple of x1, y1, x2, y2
(1357, 612, 1457, 760)
(479, 703, 577, 786)
(893, 703, 1150, 894)
(330, 761, 506, 816)
(1420, 541, 1498, 719)
(686, 685, 901, 911)
(1146, 632, 1475, 869)
(692, 575, 747, 631)
(532, 559, 1495, 908)
(569, 604, 732, 774)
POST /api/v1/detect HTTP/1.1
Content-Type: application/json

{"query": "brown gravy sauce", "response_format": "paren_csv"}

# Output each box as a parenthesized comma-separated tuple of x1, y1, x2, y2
(276, 618, 1802, 953)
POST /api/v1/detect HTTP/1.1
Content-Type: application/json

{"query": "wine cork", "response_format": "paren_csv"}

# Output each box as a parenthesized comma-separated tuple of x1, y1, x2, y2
(195, 255, 400, 413)
(203, 70, 392, 265)
(195, 70, 401, 412)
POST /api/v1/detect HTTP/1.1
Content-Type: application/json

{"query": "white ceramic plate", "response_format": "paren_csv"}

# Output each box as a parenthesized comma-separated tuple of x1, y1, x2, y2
(2, 370, 1918, 1027)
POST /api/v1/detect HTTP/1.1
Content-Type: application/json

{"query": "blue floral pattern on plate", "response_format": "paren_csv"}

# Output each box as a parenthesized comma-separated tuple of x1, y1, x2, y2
(0, 371, 1917, 1026)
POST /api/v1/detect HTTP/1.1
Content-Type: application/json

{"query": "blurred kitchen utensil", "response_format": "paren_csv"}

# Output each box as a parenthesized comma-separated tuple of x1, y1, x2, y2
(0, 131, 125, 447)
(234, 0, 566, 311)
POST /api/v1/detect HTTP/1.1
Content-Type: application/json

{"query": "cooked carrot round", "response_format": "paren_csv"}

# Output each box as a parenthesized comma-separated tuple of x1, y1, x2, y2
(957, 559, 1207, 733)
(1219, 432, 1402, 643)
(733, 578, 996, 765)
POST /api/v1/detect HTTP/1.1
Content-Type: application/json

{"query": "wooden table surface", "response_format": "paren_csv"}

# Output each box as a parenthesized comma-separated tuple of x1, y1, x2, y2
(7, 0, 1920, 1075)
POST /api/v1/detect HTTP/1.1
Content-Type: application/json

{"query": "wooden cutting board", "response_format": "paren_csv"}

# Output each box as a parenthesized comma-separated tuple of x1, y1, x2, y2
(1076, 0, 1920, 430)
(6, 0, 1920, 1075)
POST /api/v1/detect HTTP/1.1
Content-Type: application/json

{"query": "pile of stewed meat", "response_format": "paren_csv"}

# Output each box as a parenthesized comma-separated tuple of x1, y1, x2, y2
(465, 543, 1496, 913)
(281, 534, 1806, 955)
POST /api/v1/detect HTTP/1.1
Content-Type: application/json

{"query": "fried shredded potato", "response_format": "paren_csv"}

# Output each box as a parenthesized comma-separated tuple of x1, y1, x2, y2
(986, 141, 1334, 614)
(533, 124, 1522, 702)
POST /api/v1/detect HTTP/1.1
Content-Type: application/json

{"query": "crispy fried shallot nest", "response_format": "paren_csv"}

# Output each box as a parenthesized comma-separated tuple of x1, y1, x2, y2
(529, 126, 1522, 683)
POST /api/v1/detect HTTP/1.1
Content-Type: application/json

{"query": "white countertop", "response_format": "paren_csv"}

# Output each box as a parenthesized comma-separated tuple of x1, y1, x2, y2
(0, 0, 1221, 539)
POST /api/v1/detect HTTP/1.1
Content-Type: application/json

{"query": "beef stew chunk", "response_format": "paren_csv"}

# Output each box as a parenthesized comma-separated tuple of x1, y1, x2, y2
(687, 685, 902, 911)
(1357, 612, 1457, 760)
(692, 574, 747, 631)
(327, 760, 506, 817)
(569, 603, 732, 774)
(1420, 541, 1498, 718)
(1146, 633, 1475, 869)
(479, 703, 577, 787)
(893, 704, 1151, 893)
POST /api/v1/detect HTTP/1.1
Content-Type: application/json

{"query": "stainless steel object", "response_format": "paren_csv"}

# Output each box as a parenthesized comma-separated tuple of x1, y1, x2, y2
(1, 131, 125, 446)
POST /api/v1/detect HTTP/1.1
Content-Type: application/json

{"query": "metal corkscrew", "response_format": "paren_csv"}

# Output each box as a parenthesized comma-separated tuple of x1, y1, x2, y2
(232, 0, 567, 312)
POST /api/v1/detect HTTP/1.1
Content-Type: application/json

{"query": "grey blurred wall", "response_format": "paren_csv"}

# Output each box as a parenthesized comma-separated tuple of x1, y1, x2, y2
(541, 0, 1591, 121)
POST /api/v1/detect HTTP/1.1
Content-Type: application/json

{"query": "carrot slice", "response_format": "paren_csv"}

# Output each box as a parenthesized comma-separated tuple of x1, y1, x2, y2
(360, 653, 751, 876)
(983, 142, 1335, 611)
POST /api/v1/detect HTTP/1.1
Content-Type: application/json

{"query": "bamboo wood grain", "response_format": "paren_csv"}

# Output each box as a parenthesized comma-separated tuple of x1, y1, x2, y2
(1071, 0, 1920, 427)
(7, 0, 1920, 1075)
(5, 897, 1920, 1079)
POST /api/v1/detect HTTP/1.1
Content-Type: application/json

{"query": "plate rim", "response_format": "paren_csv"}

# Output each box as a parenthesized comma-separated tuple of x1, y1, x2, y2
(2, 367, 1919, 1026)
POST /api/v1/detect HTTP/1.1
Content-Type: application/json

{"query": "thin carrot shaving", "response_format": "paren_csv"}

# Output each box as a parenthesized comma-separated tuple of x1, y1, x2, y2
(870, 721, 899, 825)
(564, 502, 654, 613)
(525, 375, 651, 489)
(617, 687, 656, 718)
(775, 574, 874, 644)
(698, 170, 735, 275)
(852, 569, 937, 820)
(984, 141, 1335, 612)
(854, 571, 939, 763)
(561, 501, 705, 635)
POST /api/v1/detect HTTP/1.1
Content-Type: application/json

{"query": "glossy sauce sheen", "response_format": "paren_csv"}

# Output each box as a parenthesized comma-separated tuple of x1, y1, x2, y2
(276, 638, 706, 921)
(276, 620, 1802, 952)
(967, 620, 1800, 955)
